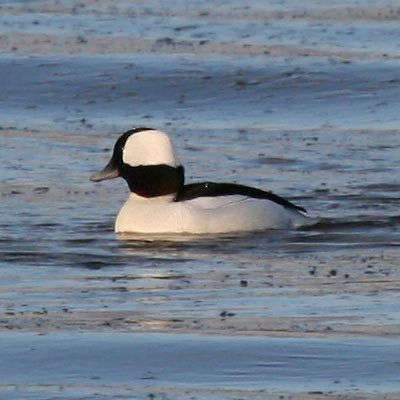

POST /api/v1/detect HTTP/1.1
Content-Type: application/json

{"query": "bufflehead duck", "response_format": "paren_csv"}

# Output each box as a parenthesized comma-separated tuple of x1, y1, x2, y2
(90, 127, 312, 234)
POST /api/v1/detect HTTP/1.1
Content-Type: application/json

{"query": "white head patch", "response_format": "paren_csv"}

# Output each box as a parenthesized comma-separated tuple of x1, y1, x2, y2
(122, 130, 179, 167)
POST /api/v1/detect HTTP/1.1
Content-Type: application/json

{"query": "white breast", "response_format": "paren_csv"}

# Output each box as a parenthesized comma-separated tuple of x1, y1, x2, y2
(115, 194, 311, 234)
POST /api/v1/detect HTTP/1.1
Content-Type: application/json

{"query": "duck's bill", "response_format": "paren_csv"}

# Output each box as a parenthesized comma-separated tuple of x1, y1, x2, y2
(90, 162, 119, 182)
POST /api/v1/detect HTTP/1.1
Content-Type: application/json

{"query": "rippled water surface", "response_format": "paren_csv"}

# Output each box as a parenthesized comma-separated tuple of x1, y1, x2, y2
(1, 1, 400, 399)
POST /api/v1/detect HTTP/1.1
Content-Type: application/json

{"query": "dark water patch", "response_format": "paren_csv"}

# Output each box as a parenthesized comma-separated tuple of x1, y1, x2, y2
(84, 273, 187, 282)
(355, 182, 400, 192)
(76, 260, 121, 270)
(62, 237, 100, 246)
(256, 155, 301, 166)
(308, 216, 400, 231)
(32, 222, 61, 229)
(32, 186, 49, 194)
(1, 250, 63, 265)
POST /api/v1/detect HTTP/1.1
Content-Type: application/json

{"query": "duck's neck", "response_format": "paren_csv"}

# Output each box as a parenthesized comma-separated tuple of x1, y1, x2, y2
(121, 164, 184, 198)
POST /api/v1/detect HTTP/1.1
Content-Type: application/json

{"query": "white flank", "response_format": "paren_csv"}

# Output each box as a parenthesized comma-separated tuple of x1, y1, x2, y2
(115, 194, 313, 234)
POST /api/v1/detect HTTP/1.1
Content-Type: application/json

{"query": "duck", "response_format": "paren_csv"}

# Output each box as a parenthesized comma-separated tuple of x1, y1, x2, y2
(90, 127, 313, 234)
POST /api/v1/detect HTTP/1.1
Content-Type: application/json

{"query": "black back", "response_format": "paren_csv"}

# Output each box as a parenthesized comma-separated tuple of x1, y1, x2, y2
(175, 181, 306, 213)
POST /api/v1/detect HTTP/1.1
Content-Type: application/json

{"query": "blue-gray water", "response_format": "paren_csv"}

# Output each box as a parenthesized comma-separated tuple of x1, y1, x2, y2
(1, 1, 400, 399)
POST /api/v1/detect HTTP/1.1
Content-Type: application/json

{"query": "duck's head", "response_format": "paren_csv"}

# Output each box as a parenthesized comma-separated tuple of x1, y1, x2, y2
(90, 128, 184, 198)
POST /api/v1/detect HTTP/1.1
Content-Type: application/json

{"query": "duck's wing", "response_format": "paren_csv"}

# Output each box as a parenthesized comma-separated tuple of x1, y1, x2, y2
(176, 182, 306, 213)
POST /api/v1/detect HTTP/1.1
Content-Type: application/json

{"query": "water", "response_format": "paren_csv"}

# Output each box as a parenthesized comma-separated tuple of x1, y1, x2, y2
(2, 333, 400, 396)
(1, 1, 400, 399)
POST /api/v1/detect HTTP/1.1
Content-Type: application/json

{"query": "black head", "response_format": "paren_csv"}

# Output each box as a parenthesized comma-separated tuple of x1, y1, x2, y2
(90, 128, 185, 197)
